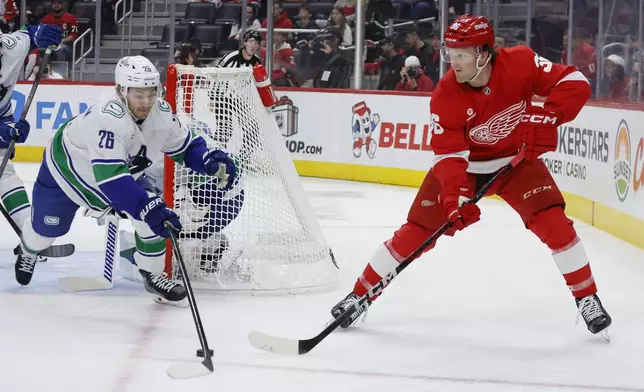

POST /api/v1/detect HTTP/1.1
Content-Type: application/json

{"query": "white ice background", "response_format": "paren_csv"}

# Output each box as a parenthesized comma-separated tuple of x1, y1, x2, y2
(1, 163, 643, 392)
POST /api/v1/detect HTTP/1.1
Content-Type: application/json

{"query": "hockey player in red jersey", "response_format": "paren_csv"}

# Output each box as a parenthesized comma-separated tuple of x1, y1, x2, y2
(330, 15, 612, 337)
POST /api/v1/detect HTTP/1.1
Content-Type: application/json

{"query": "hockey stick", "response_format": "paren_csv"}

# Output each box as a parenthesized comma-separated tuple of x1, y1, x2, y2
(58, 213, 118, 291)
(0, 45, 54, 179)
(166, 224, 214, 379)
(249, 150, 527, 356)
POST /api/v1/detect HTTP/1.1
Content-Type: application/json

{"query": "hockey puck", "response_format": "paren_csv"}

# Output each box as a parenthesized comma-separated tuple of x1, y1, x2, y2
(197, 348, 214, 358)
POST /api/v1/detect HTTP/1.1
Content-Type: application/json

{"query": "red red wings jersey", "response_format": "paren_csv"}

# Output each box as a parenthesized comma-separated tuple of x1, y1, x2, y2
(430, 45, 591, 174)
(42, 12, 79, 40)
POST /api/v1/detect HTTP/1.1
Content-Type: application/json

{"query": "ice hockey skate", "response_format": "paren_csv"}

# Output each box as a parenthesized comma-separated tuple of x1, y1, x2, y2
(139, 269, 188, 305)
(14, 245, 39, 286)
(14, 244, 47, 263)
(576, 294, 612, 341)
(331, 292, 370, 329)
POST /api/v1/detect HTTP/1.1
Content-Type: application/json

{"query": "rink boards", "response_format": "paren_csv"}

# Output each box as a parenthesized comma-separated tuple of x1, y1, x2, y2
(9, 81, 644, 249)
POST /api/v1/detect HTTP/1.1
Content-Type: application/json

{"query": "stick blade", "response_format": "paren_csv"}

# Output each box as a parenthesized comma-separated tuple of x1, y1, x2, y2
(166, 359, 214, 379)
(248, 331, 300, 355)
(59, 277, 113, 291)
(40, 243, 75, 258)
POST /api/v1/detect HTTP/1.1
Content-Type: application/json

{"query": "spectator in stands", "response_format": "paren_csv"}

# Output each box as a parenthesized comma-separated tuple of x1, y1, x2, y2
(23, 48, 40, 80)
(404, 26, 430, 72)
(175, 39, 203, 67)
(332, 0, 357, 23)
(0, 0, 18, 33)
(229, 5, 261, 49)
(261, 1, 293, 39)
(29, 56, 64, 80)
(261, 33, 296, 86)
(311, 27, 351, 88)
(102, 0, 118, 35)
(292, 3, 317, 44)
(364, 36, 405, 90)
(398, 0, 434, 21)
(628, 61, 644, 101)
(328, 7, 352, 46)
(515, 30, 526, 46)
(561, 28, 597, 89)
(396, 55, 434, 92)
(424, 31, 440, 86)
(599, 54, 629, 101)
(364, 0, 395, 41)
(42, 0, 78, 62)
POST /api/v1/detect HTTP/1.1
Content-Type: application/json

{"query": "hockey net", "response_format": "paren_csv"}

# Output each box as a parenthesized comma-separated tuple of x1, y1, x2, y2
(164, 64, 338, 293)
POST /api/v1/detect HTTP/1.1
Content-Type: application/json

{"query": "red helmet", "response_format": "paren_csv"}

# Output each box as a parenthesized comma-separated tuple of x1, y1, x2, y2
(443, 15, 495, 49)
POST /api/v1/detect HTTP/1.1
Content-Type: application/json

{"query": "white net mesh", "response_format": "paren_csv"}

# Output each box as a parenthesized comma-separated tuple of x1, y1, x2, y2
(166, 65, 338, 293)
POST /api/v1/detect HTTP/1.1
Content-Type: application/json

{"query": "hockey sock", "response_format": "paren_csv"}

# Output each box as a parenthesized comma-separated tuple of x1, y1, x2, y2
(353, 223, 436, 297)
(21, 220, 56, 254)
(1, 186, 31, 229)
(552, 236, 597, 299)
(528, 207, 597, 299)
(133, 232, 166, 273)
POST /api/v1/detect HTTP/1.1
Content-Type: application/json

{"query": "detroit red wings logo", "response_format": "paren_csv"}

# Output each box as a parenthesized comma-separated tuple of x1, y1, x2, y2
(469, 101, 526, 144)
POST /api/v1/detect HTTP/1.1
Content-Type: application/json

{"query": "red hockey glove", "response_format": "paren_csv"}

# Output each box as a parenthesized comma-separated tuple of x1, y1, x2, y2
(434, 158, 481, 236)
(518, 106, 559, 160)
(440, 194, 481, 235)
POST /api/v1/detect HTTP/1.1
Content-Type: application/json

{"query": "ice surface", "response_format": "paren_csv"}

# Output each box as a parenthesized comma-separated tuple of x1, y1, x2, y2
(1, 163, 643, 392)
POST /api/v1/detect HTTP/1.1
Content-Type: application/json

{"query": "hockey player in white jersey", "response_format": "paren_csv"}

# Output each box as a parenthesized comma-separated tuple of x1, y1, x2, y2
(119, 119, 245, 281)
(17, 56, 237, 303)
(0, 24, 62, 246)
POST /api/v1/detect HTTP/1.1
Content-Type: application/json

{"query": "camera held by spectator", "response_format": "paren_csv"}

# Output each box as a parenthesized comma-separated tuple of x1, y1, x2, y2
(397, 55, 434, 92)
(311, 27, 352, 89)
(29, 57, 63, 80)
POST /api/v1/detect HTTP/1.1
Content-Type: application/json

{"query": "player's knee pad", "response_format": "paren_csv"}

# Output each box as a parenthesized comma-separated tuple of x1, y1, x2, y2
(387, 222, 436, 262)
(527, 206, 577, 250)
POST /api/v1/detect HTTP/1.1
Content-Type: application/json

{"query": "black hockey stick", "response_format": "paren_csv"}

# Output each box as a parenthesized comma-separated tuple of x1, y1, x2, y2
(0, 45, 54, 179)
(166, 223, 215, 379)
(249, 150, 527, 356)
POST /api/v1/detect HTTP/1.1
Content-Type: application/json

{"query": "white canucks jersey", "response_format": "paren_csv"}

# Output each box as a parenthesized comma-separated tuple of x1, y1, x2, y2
(0, 30, 32, 118)
(45, 89, 196, 213)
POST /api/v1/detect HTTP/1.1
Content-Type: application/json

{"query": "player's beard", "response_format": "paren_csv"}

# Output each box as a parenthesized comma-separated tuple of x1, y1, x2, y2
(130, 101, 154, 120)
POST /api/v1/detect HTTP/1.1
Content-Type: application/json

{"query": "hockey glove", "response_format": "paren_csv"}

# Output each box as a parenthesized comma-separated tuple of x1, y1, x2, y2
(27, 24, 63, 49)
(433, 158, 480, 236)
(518, 106, 559, 161)
(440, 193, 481, 235)
(137, 196, 182, 238)
(203, 149, 237, 191)
(0, 119, 30, 148)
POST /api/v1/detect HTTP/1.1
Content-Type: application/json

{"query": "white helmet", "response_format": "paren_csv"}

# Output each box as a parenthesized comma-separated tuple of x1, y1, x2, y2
(115, 55, 160, 89)
(115, 56, 160, 120)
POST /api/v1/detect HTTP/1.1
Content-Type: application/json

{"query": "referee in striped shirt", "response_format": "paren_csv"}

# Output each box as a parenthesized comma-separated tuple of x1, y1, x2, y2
(217, 30, 263, 68)
(212, 29, 264, 157)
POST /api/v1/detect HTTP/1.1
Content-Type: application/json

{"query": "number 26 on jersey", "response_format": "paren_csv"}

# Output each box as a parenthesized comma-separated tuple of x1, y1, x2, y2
(98, 130, 115, 149)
